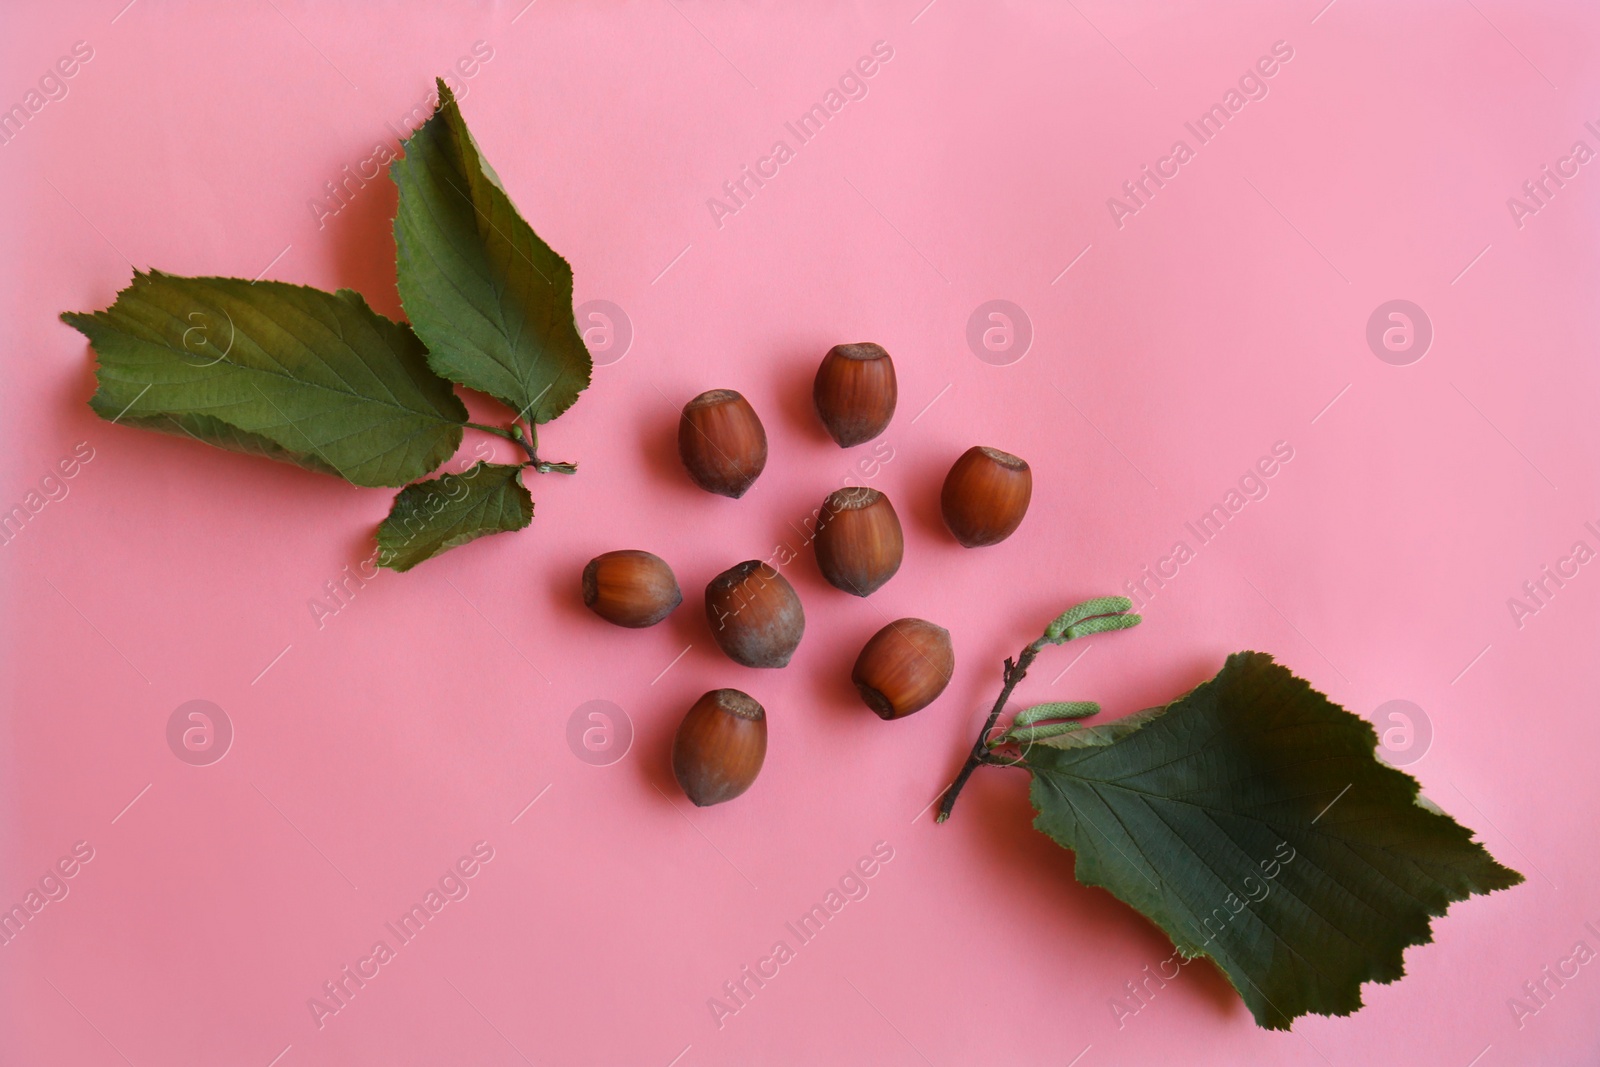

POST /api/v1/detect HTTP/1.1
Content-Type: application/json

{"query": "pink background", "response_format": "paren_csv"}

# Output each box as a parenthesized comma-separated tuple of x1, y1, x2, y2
(3, 1, 1599, 1064)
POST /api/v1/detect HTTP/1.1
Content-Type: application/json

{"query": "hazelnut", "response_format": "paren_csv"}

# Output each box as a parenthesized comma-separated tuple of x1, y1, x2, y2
(673, 689, 767, 806)
(678, 389, 768, 498)
(813, 342, 896, 447)
(940, 446, 1032, 547)
(705, 561, 806, 668)
(813, 487, 903, 597)
(581, 550, 682, 628)
(852, 618, 954, 719)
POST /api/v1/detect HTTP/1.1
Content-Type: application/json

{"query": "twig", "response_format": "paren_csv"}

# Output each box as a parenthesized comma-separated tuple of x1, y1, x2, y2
(465, 420, 577, 473)
(936, 599, 1140, 823)
(936, 642, 1043, 822)
(511, 422, 576, 474)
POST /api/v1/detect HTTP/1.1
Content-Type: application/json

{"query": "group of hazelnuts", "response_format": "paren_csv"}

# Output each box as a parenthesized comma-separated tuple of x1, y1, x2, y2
(580, 342, 1033, 807)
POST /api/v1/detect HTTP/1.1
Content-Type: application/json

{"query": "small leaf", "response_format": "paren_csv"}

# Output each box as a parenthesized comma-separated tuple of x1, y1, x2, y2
(1034, 707, 1165, 749)
(376, 462, 532, 572)
(1013, 701, 1101, 727)
(1000, 721, 1084, 745)
(1045, 596, 1136, 641)
(1065, 613, 1141, 641)
(1022, 652, 1522, 1029)
(62, 272, 466, 487)
(392, 78, 592, 425)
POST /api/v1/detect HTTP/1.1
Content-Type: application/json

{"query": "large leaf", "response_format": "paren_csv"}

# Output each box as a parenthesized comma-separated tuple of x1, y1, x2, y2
(376, 461, 532, 572)
(391, 78, 591, 425)
(62, 271, 466, 487)
(1023, 652, 1522, 1029)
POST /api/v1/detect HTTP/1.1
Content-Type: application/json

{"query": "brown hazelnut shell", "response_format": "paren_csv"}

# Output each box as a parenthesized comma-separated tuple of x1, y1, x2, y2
(673, 689, 767, 806)
(813, 342, 897, 447)
(813, 487, 903, 597)
(940, 446, 1032, 547)
(852, 618, 954, 720)
(704, 560, 806, 668)
(581, 550, 682, 628)
(678, 389, 768, 498)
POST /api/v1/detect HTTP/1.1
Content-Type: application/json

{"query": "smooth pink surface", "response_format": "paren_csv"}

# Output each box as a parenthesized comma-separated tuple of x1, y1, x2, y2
(3, 2, 1599, 1064)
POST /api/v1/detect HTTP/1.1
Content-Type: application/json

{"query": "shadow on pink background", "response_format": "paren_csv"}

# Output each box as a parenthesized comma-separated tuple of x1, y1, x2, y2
(2, 1, 1598, 1064)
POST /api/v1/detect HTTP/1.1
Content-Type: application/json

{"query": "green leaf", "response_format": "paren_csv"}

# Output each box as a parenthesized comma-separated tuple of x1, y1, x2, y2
(376, 462, 532, 572)
(392, 78, 592, 425)
(1023, 651, 1522, 1030)
(62, 271, 467, 488)
(1013, 701, 1101, 727)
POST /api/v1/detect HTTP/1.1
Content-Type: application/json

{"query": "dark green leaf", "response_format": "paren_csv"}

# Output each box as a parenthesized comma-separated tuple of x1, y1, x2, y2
(392, 78, 592, 424)
(62, 271, 466, 487)
(376, 461, 532, 571)
(1023, 652, 1522, 1029)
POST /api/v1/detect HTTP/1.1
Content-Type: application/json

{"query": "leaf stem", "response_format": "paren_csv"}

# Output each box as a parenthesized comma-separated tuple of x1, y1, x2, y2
(466, 421, 518, 440)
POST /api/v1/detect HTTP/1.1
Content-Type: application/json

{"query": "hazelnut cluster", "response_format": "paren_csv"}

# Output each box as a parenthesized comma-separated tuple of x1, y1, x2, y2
(581, 343, 1032, 806)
